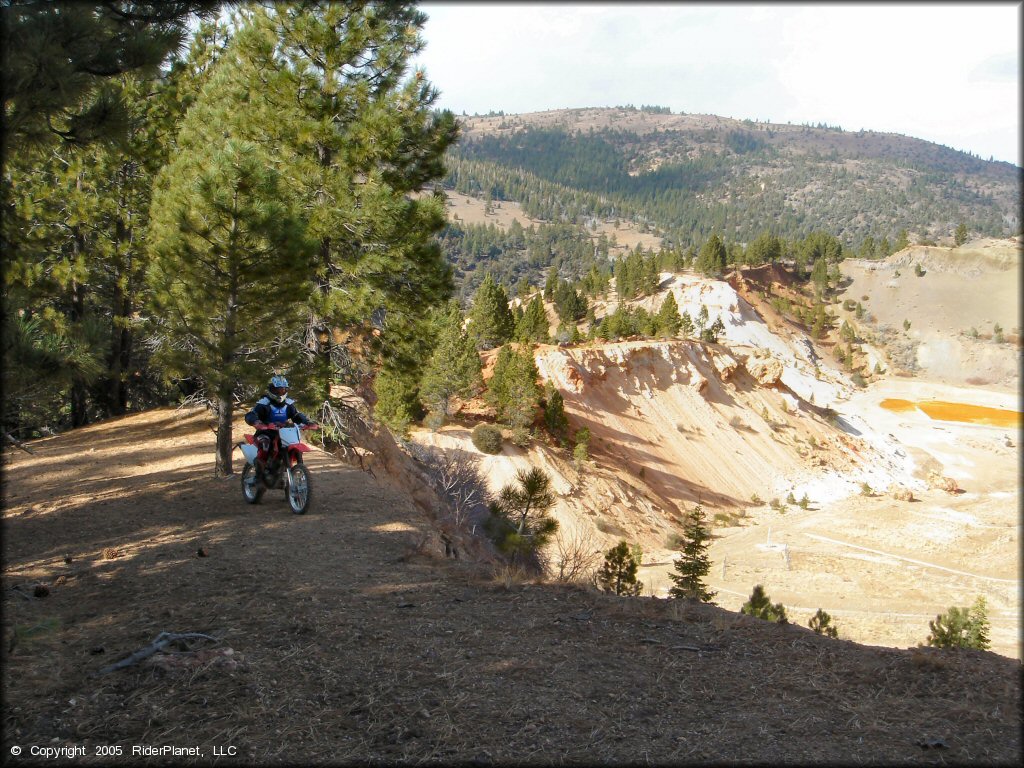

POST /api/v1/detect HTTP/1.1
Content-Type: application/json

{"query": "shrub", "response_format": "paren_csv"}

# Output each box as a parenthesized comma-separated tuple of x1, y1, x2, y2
(485, 467, 558, 566)
(750, 493, 763, 505)
(926, 597, 990, 650)
(741, 584, 788, 623)
(510, 425, 531, 447)
(799, 494, 810, 509)
(809, 608, 838, 637)
(860, 482, 873, 497)
(597, 541, 643, 596)
(424, 410, 445, 432)
(572, 442, 589, 466)
(471, 423, 503, 454)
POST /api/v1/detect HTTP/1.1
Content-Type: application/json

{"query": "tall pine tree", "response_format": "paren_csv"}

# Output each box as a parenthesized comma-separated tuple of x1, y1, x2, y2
(468, 273, 515, 350)
(656, 292, 683, 337)
(667, 504, 716, 602)
(148, 51, 316, 475)
(515, 294, 550, 343)
(419, 301, 483, 419)
(230, 3, 459, 399)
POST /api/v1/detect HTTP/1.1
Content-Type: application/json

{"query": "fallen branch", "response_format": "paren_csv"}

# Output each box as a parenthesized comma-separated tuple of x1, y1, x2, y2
(4, 432, 35, 455)
(96, 631, 219, 675)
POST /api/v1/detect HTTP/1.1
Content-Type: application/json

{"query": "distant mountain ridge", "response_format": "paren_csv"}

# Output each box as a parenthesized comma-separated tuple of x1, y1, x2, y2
(447, 107, 1021, 249)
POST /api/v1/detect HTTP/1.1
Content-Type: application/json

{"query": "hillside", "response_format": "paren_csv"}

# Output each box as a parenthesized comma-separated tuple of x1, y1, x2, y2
(2, 408, 1020, 764)
(448, 107, 1020, 253)
(409, 241, 1020, 659)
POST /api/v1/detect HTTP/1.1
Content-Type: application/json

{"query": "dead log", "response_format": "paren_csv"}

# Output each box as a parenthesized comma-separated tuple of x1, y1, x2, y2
(96, 631, 219, 675)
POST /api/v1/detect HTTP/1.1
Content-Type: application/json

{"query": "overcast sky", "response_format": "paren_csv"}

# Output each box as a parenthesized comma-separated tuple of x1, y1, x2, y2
(414, 3, 1021, 166)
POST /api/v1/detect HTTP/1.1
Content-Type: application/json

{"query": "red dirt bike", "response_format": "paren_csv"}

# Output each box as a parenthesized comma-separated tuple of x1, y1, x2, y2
(237, 422, 319, 514)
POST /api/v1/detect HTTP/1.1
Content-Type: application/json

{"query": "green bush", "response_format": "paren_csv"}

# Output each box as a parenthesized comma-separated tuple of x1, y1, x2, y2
(809, 608, 838, 637)
(926, 597, 990, 650)
(471, 423, 503, 454)
(740, 584, 788, 623)
(597, 541, 643, 596)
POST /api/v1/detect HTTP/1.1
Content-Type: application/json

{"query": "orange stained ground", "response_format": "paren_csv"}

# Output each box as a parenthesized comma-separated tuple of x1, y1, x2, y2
(879, 398, 1020, 428)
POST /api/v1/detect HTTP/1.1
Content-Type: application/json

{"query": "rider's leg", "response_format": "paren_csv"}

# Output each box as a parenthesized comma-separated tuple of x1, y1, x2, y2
(255, 433, 272, 469)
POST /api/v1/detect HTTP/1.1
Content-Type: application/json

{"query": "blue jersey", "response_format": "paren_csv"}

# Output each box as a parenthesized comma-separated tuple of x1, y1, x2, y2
(244, 397, 309, 428)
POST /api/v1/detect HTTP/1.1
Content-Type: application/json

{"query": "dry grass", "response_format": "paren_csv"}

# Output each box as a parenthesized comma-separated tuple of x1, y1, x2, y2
(2, 408, 1021, 764)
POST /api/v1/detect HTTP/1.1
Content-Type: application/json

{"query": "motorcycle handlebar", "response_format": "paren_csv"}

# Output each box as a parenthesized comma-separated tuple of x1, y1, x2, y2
(252, 422, 320, 430)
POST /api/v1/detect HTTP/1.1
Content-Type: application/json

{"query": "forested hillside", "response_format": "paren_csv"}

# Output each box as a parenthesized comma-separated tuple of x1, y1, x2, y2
(437, 106, 1020, 296)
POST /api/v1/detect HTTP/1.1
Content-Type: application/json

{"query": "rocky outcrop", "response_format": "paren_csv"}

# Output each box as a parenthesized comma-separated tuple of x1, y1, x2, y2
(927, 471, 960, 494)
(745, 353, 785, 386)
(891, 485, 915, 502)
(710, 350, 739, 380)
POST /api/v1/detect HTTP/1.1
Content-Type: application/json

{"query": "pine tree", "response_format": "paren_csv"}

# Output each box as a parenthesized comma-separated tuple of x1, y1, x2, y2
(373, 366, 420, 438)
(656, 292, 683, 337)
(894, 229, 909, 252)
(469, 273, 515, 350)
(544, 266, 559, 301)
(667, 504, 716, 602)
(597, 541, 643, 596)
(231, 4, 459, 399)
(740, 584, 788, 623)
(486, 345, 541, 434)
(926, 596, 990, 650)
(148, 53, 316, 475)
(515, 294, 550, 343)
(679, 310, 694, 338)
(2, 2, 216, 152)
(419, 301, 483, 420)
(809, 608, 838, 637)
(543, 383, 569, 440)
(811, 257, 829, 295)
(696, 304, 710, 338)
(954, 223, 969, 246)
(485, 467, 558, 566)
(3, 62, 194, 432)
(696, 234, 727, 276)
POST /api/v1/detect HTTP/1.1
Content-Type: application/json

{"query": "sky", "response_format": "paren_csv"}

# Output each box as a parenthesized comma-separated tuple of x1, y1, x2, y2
(413, 3, 1022, 166)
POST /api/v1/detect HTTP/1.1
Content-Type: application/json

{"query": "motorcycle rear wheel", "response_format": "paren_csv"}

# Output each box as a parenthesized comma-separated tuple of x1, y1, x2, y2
(241, 463, 265, 504)
(287, 462, 312, 515)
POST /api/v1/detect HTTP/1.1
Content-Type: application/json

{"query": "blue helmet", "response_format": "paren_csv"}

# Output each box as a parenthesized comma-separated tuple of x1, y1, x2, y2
(268, 375, 289, 405)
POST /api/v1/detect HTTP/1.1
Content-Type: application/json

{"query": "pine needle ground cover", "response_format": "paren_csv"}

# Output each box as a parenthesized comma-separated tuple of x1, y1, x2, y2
(2, 408, 1020, 764)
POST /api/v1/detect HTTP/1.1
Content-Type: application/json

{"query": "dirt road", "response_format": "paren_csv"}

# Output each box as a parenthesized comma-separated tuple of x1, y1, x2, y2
(2, 407, 1020, 764)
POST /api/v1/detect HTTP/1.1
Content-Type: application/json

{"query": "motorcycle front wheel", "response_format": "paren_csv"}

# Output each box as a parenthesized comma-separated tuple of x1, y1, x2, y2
(241, 463, 265, 504)
(287, 462, 312, 515)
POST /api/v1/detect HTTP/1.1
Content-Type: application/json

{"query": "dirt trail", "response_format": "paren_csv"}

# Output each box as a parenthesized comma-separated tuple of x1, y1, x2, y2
(2, 407, 1020, 764)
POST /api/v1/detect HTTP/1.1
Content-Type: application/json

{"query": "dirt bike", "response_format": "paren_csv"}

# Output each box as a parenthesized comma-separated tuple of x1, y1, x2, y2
(237, 422, 319, 514)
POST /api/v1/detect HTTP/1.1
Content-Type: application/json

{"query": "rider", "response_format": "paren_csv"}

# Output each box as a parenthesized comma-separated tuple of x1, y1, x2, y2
(244, 375, 315, 473)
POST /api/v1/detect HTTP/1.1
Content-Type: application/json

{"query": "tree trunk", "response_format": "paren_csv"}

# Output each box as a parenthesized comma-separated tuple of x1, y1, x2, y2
(69, 278, 88, 428)
(217, 266, 239, 477)
(106, 284, 131, 416)
(215, 396, 234, 476)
